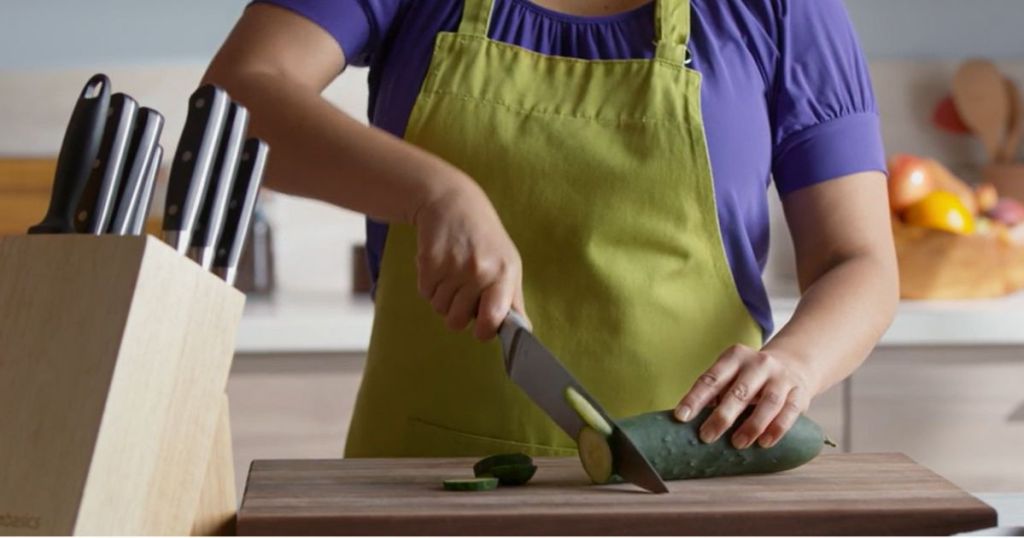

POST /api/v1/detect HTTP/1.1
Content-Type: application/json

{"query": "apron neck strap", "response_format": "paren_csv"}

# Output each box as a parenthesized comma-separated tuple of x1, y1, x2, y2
(458, 0, 691, 65)
(655, 0, 691, 64)
(458, 0, 495, 37)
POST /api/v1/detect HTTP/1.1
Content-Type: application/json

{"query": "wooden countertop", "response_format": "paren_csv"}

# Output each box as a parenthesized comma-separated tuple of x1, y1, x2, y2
(237, 453, 996, 535)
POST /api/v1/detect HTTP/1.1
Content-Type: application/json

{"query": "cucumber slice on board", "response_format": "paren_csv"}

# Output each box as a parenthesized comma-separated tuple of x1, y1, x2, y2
(481, 464, 538, 486)
(442, 477, 499, 491)
(473, 453, 533, 476)
(577, 407, 832, 484)
(564, 386, 613, 437)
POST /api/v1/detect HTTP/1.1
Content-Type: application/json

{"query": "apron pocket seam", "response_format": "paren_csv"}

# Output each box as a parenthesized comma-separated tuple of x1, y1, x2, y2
(407, 417, 578, 457)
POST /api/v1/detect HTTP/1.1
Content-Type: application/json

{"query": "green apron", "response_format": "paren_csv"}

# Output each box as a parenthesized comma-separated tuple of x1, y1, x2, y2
(345, 0, 762, 457)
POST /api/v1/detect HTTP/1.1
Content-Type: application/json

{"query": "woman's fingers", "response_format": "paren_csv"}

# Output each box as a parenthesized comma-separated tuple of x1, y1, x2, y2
(674, 345, 746, 423)
(731, 380, 792, 449)
(760, 387, 810, 448)
(446, 283, 482, 332)
(429, 279, 460, 316)
(475, 279, 514, 340)
(699, 359, 770, 445)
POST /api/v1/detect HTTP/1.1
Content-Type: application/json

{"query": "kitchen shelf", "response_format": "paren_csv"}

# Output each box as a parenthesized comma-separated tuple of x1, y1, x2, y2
(235, 286, 1024, 354)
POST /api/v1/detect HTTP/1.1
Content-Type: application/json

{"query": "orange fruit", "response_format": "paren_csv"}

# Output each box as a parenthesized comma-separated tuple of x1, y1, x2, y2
(903, 191, 975, 235)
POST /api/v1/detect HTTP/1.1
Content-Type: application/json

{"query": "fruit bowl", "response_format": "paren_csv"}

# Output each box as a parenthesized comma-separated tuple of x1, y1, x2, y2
(893, 218, 1024, 299)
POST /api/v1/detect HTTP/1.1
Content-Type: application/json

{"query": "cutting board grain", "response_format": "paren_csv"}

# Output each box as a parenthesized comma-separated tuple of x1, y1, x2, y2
(237, 453, 995, 536)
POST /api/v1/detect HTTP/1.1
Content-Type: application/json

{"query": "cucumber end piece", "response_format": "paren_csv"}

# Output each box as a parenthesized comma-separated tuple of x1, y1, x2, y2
(577, 426, 614, 484)
(473, 453, 533, 476)
(564, 386, 614, 437)
(824, 437, 838, 448)
(443, 477, 499, 491)
(481, 464, 538, 486)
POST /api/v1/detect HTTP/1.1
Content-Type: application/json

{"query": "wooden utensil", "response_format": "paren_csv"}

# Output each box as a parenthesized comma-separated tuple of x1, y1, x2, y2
(952, 60, 1010, 164)
(238, 454, 996, 536)
(999, 77, 1024, 163)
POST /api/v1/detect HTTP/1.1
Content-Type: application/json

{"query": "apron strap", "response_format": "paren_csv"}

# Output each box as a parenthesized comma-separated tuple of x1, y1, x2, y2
(458, 0, 495, 37)
(655, 0, 691, 65)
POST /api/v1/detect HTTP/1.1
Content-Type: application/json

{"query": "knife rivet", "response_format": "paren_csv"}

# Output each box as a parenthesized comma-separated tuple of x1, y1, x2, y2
(241, 152, 250, 161)
(167, 204, 179, 216)
(181, 150, 193, 163)
(77, 210, 88, 222)
(92, 159, 101, 169)
(195, 98, 206, 109)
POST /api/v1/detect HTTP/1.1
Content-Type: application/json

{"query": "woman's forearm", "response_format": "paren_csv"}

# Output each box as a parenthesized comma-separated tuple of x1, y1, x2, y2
(200, 67, 469, 226)
(763, 251, 898, 395)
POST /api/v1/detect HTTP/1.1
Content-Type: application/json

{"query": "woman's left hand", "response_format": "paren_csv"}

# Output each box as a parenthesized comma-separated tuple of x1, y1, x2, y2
(673, 344, 819, 449)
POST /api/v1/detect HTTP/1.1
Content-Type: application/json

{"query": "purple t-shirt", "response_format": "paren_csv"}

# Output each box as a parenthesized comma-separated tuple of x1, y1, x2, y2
(254, 0, 885, 337)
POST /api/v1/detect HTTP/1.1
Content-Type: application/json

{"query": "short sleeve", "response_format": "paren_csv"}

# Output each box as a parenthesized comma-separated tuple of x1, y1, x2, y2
(250, 0, 405, 67)
(770, 0, 886, 195)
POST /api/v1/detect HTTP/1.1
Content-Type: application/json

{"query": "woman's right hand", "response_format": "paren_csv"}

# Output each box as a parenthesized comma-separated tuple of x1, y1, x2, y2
(413, 178, 527, 341)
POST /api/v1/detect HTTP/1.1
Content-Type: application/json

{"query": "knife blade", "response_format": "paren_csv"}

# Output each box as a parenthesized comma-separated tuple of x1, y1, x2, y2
(28, 73, 111, 234)
(128, 145, 163, 236)
(189, 102, 249, 269)
(107, 107, 164, 235)
(162, 84, 229, 254)
(498, 311, 669, 493)
(213, 138, 268, 286)
(74, 92, 137, 234)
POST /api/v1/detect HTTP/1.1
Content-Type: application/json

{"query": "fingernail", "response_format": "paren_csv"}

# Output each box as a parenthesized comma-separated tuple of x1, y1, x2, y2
(699, 426, 715, 444)
(733, 435, 749, 449)
(675, 406, 692, 422)
(759, 435, 774, 448)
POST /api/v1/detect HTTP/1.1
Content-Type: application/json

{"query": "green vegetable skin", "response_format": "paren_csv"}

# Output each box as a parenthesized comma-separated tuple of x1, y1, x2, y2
(472, 453, 538, 486)
(578, 407, 833, 483)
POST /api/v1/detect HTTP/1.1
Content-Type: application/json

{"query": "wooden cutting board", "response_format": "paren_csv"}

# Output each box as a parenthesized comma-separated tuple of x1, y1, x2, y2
(237, 453, 996, 535)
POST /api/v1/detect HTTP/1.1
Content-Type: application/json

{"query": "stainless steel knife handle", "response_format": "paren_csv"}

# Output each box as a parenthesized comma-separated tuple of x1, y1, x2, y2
(108, 107, 164, 235)
(75, 92, 137, 234)
(189, 102, 249, 269)
(129, 145, 163, 235)
(163, 84, 230, 254)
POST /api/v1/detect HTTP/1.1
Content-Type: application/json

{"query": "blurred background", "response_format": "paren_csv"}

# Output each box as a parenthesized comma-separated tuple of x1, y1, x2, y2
(2, 0, 1023, 500)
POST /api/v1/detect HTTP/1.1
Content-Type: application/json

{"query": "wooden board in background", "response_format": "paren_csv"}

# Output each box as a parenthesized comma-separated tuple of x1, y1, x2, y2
(237, 453, 996, 536)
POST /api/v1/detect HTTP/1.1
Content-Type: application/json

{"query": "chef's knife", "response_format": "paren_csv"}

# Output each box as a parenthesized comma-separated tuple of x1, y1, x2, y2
(28, 74, 111, 234)
(213, 138, 268, 286)
(163, 84, 229, 254)
(128, 145, 163, 236)
(498, 311, 669, 493)
(107, 107, 164, 235)
(189, 102, 249, 269)
(74, 92, 137, 234)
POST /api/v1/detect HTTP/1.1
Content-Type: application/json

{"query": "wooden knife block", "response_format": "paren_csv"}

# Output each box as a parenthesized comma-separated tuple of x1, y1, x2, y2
(0, 235, 244, 536)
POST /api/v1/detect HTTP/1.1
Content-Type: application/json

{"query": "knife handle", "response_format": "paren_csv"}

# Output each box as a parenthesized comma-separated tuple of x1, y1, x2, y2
(189, 102, 250, 268)
(129, 145, 163, 236)
(163, 84, 230, 253)
(108, 107, 165, 235)
(213, 138, 268, 286)
(28, 74, 111, 234)
(75, 92, 137, 234)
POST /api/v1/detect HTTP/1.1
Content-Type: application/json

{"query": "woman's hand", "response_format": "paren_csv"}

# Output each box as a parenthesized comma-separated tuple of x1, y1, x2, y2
(413, 179, 526, 341)
(673, 344, 819, 449)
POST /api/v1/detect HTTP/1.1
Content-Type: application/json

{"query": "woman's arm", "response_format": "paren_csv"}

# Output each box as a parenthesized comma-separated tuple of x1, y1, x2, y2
(203, 5, 526, 338)
(675, 171, 898, 448)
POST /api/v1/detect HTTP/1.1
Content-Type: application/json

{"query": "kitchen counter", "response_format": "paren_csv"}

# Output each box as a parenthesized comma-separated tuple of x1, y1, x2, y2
(235, 287, 1024, 353)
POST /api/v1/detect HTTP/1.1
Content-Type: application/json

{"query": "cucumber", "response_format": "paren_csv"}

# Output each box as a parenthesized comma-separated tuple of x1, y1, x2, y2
(564, 386, 613, 437)
(577, 407, 831, 484)
(473, 453, 533, 476)
(480, 464, 538, 486)
(442, 477, 499, 491)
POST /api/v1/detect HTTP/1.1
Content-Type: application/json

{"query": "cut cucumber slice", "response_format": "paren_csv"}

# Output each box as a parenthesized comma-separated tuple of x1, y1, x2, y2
(577, 426, 614, 484)
(472, 453, 533, 477)
(481, 464, 538, 486)
(565, 386, 613, 437)
(442, 477, 499, 491)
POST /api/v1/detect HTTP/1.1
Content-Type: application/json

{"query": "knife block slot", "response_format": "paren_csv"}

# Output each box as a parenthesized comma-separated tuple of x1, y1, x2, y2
(0, 235, 244, 536)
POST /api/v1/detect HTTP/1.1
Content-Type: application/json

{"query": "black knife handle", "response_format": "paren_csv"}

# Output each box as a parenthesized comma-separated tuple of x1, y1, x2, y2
(108, 107, 164, 235)
(129, 145, 164, 236)
(29, 74, 111, 234)
(163, 84, 229, 251)
(190, 102, 249, 257)
(213, 138, 269, 285)
(75, 92, 138, 234)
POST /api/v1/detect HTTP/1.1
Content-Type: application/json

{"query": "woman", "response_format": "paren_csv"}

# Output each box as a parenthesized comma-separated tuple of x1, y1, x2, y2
(205, 0, 898, 456)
